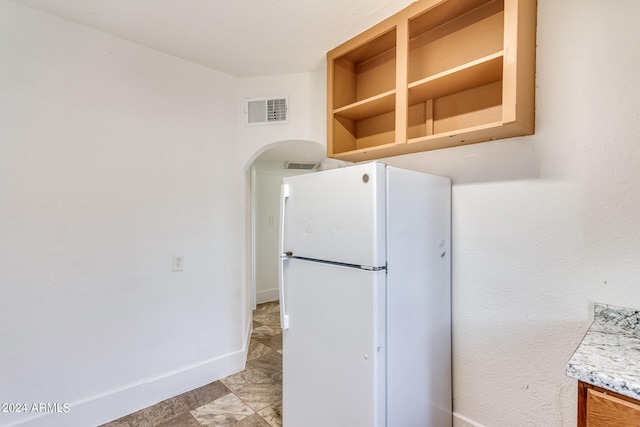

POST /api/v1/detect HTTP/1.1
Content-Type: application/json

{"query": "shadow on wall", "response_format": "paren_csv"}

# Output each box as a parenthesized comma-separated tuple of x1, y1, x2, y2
(246, 136, 540, 186)
(383, 138, 539, 184)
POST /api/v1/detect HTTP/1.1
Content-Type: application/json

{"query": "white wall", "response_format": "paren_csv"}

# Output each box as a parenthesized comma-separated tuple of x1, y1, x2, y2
(0, 2, 248, 426)
(253, 168, 314, 304)
(383, 0, 640, 425)
(237, 72, 326, 170)
(253, 169, 285, 304)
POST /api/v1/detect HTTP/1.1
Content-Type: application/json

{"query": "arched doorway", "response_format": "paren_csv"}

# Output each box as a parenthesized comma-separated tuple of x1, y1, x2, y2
(247, 140, 347, 307)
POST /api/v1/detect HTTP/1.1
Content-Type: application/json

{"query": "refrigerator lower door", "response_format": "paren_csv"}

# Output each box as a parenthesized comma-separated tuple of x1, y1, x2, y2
(282, 258, 386, 427)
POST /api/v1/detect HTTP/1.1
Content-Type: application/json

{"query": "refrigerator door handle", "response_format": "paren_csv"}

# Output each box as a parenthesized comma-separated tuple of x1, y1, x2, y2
(279, 183, 290, 257)
(278, 256, 290, 330)
(278, 183, 291, 330)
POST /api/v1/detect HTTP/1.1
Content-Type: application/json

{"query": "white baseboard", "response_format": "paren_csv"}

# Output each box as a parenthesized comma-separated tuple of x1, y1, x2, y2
(453, 411, 487, 427)
(255, 288, 279, 304)
(12, 344, 251, 427)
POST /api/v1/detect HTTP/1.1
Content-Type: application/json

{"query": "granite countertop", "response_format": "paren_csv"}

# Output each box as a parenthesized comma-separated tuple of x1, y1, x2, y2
(566, 303, 640, 400)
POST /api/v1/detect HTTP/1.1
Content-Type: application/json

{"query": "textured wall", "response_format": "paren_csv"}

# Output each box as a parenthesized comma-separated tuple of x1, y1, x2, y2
(384, 0, 640, 425)
(0, 2, 246, 425)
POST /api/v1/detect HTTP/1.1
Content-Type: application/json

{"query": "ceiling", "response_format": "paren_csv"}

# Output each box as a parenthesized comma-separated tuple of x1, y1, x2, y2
(12, 0, 415, 77)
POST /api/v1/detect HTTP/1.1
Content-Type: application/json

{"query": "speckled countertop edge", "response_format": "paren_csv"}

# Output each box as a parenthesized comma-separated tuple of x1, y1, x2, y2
(566, 303, 640, 400)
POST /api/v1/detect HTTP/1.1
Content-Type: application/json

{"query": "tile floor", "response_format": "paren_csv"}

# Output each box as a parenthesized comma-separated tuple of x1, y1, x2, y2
(101, 301, 283, 427)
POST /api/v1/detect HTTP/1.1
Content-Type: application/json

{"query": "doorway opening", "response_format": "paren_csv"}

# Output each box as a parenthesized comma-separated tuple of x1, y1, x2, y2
(248, 140, 347, 308)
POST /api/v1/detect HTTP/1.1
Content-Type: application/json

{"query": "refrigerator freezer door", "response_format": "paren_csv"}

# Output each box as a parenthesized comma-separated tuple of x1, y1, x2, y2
(281, 258, 386, 427)
(281, 162, 386, 268)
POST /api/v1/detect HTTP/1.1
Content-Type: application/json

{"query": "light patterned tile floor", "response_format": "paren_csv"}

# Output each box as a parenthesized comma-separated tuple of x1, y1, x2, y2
(100, 302, 282, 427)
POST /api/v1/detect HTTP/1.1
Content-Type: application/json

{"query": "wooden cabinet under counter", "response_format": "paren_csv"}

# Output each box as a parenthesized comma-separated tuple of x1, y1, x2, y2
(326, 0, 537, 162)
(567, 304, 640, 427)
(578, 381, 640, 427)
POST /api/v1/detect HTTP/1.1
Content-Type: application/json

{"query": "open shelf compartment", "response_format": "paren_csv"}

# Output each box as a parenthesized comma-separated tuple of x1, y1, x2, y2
(408, 80, 503, 140)
(406, 0, 506, 141)
(332, 109, 396, 155)
(329, 24, 398, 157)
(332, 28, 397, 110)
(408, 0, 505, 85)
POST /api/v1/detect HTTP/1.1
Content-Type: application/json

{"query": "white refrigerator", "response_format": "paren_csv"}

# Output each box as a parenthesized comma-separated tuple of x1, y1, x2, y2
(278, 161, 451, 427)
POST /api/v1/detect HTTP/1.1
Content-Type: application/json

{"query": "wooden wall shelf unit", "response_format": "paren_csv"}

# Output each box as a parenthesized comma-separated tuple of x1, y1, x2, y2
(327, 0, 537, 162)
